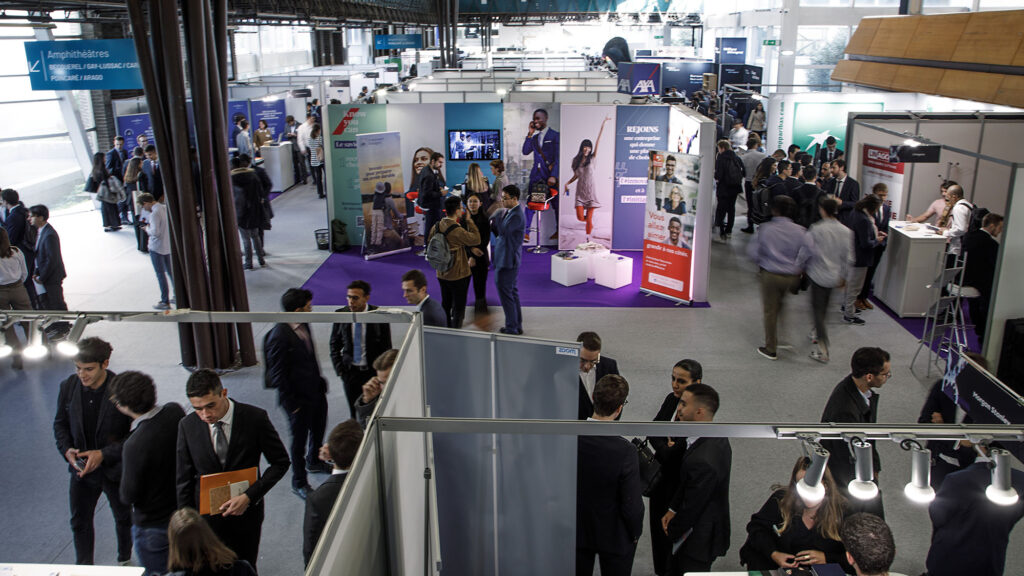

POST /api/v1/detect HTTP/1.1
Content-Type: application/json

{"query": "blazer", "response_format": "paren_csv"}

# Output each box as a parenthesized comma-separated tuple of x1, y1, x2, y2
(962, 229, 998, 297)
(820, 376, 880, 487)
(418, 296, 447, 328)
(522, 128, 560, 185)
(53, 371, 132, 483)
(666, 437, 732, 563)
(303, 472, 347, 566)
(816, 146, 843, 167)
(265, 322, 328, 412)
(647, 392, 686, 501)
(106, 147, 128, 180)
(175, 400, 290, 510)
(490, 205, 525, 270)
(2, 203, 31, 254)
(926, 462, 1024, 576)
(328, 304, 393, 376)
(34, 223, 66, 285)
(872, 203, 892, 242)
(847, 210, 882, 268)
(917, 379, 974, 471)
(417, 166, 445, 212)
(825, 176, 860, 217)
(576, 435, 644, 555)
(577, 355, 620, 420)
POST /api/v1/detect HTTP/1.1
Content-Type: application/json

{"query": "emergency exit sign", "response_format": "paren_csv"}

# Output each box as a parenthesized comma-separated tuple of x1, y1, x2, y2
(763, 39, 779, 46)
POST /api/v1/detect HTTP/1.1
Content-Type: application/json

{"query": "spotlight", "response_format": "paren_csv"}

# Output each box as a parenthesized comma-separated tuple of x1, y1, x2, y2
(903, 138, 921, 147)
(0, 331, 12, 358)
(847, 438, 879, 500)
(23, 320, 48, 360)
(781, 50, 795, 56)
(56, 316, 89, 358)
(903, 442, 935, 504)
(496, 88, 507, 96)
(986, 448, 1020, 506)
(796, 442, 830, 506)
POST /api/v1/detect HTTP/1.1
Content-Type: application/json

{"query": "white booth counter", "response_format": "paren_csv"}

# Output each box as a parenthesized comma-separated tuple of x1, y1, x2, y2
(259, 141, 295, 193)
(875, 221, 948, 317)
(0, 564, 144, 575)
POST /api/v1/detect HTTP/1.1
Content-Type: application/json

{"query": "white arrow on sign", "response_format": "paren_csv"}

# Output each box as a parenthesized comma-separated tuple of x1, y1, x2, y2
(29, 60, 40, 73)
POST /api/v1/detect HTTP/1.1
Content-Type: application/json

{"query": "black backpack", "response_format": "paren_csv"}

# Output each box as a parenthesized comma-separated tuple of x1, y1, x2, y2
(968, 204, 989, 233)
(750, 182, 773, 225)
(723, 155, 745, 187)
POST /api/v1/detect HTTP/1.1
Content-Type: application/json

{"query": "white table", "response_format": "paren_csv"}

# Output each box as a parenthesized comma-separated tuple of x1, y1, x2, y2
(595, 254, 633, 289)
(875, 221, 947, 317)
(551, 253, 588, 286)
(573, 245, 611, 279)
(259, 141, 295, 193)
(0, 563, 145, 575)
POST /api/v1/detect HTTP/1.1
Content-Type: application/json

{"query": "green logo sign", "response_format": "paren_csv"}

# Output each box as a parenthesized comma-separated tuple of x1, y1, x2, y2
(763, 39, 779, 46)
(792, 101, 883, 153)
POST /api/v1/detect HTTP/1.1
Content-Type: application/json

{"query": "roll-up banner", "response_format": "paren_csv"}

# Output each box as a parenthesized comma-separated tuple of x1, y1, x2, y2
(861, 144, 905, 217)
(612, 105, 669, 250)
(943, 348, 1024, 461)
(250, 98, 287, 141)
(641, 151, 700, 303)
(357, 131, 412, 259)
(115, 113, 153, 147)
(228, 100, 250, 134)
(558, 105, 617, 250)
(326, 104, 388, 239)
(503, 103, 561, 247)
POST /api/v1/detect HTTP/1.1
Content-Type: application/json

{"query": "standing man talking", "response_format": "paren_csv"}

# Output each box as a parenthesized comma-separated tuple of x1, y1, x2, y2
(330, 280, 393, 412)
(491, 185, 526, 335)
(418, 152, 447, 248)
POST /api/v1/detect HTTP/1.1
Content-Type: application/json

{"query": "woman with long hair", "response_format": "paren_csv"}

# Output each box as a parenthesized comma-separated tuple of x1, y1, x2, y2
(752, 157, 777, 190)
(843, 194, 886, 324)
(166, 508, 256, 576)
(85, 151, 122, 231)
(747, 101, 766, 138)
(465, 193, 491, 313)
(488, 159, 508, 216)
(0, 227, 31, 370)
(740, 456, 852, 572)
(307, 124, 325, 199)
(563, 116, 611, 241)
(407, 146, 434, 217)
(463, 163, 491, 211)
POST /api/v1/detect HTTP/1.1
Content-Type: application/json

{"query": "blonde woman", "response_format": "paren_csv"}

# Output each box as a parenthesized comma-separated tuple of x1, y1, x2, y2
(463, 163, 491, 210)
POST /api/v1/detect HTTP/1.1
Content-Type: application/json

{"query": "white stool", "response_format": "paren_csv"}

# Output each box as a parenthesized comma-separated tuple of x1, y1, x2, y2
(551, 254, 588, 287)
(574, 245, 611, 279)
(595, 254, 633, 289)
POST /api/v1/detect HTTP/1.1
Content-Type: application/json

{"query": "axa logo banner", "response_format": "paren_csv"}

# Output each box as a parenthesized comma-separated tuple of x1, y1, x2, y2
(617, 63, 662, 96)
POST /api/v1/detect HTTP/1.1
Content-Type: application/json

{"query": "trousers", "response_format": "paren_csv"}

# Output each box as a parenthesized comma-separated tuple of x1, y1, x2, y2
(496, 267, 522, 332)
(439, 275, 471, 328)
(810, 279, 834, 353)
(286, 400, 328, 489)
(844, 267, 868, 318)
(69, 473, 133, 564)
(759, 269, 801, 353)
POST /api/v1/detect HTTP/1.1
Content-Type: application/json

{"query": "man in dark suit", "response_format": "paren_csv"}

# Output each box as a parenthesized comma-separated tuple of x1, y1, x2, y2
(815, 135, 843, 168)
(52, 337, 133, 565)
(302, 419, 364, 567)
(176, 369, 290, 570)
(926, 447, 1024, 576)
(491, 185, 526, 334)
(576, 331, 620, 420)
(266, 288, 330, 500)
(764, 160, 795, 203)
(522, 108, 560, 241)
(2, 189, 37, 308)
(29, 204, 70, 337)
(825, 159, 860, 219)
(417, 152, 447, 246)
(106, 136, 131, 225)
(576, 374, 644, 576)
(962, 213, 1003, 344)
(329, 280, 393, 414)
(400, 269, 446, 328)
(820, 347, 890, 517)
(857, 184, 893, 311)
(663, 383, 732, 574)
(143, 145, 163, 201)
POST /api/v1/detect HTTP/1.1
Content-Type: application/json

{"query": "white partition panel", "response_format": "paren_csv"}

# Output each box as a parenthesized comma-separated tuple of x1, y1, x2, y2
(988, 167, 1024, 365)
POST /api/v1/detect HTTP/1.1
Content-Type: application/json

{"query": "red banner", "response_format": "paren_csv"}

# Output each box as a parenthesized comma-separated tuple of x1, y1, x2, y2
(640, 150, 699, 302)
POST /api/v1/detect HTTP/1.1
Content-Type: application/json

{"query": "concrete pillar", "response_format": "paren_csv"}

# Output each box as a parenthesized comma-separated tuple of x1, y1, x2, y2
(777, 0, 799, 87)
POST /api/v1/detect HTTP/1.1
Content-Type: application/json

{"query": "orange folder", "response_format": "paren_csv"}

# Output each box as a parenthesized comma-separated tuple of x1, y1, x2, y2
(199, 467, 258, 515)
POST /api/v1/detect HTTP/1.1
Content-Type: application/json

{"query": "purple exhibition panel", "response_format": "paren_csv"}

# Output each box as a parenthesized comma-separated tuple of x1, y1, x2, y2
(612, 105, 669, 250)
(250, 98, 287, 141)
(115, 113, 153, 146)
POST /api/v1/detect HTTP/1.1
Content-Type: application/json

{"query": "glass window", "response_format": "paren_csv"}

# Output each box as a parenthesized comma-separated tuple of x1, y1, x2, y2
(795, 67, 843, 91)
(854, 0, 899, 6)
(795, 26, 850, 68)
(980, 0, 1024, 7)
(923, 0, 973, 6)
(0, 39, 32, 75)
(0, 136, 80, 192)
(802, 0, 851, 5)
(0, 99, 68, 137)
(0, 76, 57, 103)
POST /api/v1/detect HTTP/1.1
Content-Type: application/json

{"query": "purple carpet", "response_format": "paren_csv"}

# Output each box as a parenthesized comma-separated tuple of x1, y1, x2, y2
(303, 248, 710, 308)
(872, 296, 982, 353)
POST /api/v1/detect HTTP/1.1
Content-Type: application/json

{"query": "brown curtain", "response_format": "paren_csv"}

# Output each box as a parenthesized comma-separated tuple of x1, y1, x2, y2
(127, 0, 257, 369)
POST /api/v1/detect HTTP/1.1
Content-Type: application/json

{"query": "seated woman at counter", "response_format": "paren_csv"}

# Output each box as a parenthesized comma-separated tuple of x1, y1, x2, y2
(739, 456, 853, 573)
(907, 179, 956, 227)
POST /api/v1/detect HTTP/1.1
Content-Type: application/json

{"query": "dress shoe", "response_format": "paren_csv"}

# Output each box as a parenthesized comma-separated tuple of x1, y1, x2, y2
(855, 299, 869, 311)
(863, 299, 874, 310)
(292, 484, 313, 500)
(757, 347, 777, 360)
(306, 462, 332, 474)
(741, 227, 755, 234)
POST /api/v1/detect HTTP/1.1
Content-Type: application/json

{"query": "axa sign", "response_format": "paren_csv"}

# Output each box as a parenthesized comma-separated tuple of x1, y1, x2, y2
(617, 62, 661, 96)
(633, 79, 656, 94)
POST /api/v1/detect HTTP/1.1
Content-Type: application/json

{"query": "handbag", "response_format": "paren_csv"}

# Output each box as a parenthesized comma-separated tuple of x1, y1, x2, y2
(528, 180, 550, 204)
(630, 437, 662, 497)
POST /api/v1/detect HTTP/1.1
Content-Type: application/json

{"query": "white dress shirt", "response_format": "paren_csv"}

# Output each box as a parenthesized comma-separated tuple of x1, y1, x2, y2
(208, 399, 236, 446)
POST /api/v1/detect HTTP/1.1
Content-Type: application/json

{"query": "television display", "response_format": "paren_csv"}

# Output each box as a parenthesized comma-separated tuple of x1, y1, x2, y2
(448, 129, 501, 161)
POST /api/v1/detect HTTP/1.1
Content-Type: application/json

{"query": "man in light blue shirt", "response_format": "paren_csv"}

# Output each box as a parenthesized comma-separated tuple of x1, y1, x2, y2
(138, 193, 174, 310)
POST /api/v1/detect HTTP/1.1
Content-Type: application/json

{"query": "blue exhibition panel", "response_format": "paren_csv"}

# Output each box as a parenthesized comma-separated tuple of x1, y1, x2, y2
(24, 39, 143, 90)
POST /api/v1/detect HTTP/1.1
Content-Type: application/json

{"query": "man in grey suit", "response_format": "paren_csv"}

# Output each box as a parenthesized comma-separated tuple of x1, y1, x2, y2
(490, 185, 526, 334)
(401, 269, 446, 327)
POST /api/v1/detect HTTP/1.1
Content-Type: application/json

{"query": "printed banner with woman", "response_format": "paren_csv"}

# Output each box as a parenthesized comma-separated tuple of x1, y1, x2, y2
(641, 150, 701, 303)
(558, 105, 617, 250)
(357, 131, 411, 258)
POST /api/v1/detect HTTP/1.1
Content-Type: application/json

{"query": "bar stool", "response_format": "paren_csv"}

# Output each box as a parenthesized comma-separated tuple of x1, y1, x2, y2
(526, 195, 556, 254)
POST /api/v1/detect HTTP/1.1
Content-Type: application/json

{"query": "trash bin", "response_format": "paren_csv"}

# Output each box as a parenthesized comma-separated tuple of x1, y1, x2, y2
(315, 228, 330, 250)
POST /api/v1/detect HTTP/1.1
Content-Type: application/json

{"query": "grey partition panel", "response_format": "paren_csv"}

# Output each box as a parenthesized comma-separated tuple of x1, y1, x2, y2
(494, 338, 579, 576)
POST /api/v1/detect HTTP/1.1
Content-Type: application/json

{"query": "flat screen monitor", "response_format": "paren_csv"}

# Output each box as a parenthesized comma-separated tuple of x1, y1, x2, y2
(448, 129, 501, 161)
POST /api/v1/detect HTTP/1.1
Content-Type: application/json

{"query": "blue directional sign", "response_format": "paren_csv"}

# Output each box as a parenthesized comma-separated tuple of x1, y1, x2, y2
(374, 34, 423, 50)
(24, 39, 143, 90)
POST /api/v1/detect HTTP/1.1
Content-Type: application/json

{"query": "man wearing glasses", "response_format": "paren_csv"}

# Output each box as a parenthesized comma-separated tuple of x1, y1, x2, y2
(820, 346, 892, 518)
(576, 331, 620, 420)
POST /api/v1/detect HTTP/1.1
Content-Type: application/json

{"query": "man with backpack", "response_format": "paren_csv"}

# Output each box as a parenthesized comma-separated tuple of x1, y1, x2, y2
(738, 137, 767, 234)
(714, 140, 746, 242)
(427, 195, 480, 329)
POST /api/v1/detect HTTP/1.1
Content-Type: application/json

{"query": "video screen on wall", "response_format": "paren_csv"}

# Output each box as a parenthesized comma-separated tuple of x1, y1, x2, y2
(448, 129, 502, 161)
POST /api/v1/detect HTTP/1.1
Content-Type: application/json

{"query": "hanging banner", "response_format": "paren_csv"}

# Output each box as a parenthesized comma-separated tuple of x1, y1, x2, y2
(641, 150, 700, 303)
(558, 105, 617, 250)
(715, 37, 747, 65)
(357, 131, 411, 259)
(24, 39, 143, 90)
(327, 104, 388, 240)
(612, 105, 669, 250)
(861, 143, 906, 218)
(616, 62, 662, 96)
(250, 98, 287, 142)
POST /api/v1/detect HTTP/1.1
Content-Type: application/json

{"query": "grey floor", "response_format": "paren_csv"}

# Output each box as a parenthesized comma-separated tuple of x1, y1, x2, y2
(1, 185, 1021, 575)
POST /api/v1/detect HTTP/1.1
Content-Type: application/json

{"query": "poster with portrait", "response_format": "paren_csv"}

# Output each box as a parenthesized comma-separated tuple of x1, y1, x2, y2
(641, 150, 701, 303)
(386, 103, 446, 249)
(503, 103, 561, 246)
(357, 131, 410, 259)
(558, 105, 617, 250)
(860, 143, 905, 218)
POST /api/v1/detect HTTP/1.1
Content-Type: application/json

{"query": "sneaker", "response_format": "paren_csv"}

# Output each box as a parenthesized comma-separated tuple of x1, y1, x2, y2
(756, 347, 777, 360)
(153, 302, 171, 310)
(808, 329, 818, 343)
(415, 250, 426, 257)
(843, 315, 865, 325)
(810, 349, 830, 364)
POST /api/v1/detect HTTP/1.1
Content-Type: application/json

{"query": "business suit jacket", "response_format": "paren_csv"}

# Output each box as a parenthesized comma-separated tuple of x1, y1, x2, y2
(34, 223, 66, 286)
(847, 210, 882, 268)
(917, 379, 974, 476)
(816, 146, 843, 167)
(417, 165, 445, 212)
(3, 203, 31, 254)
(418, 296, 447, 328)
(926, 461, 1024, 576)
(962, 229, 998, 297)
(328, 304, 393, 376)
(490, 206, 525, 270)
(577, 355, 620, 420)
(576, 435, 644, 555)
(522, 128, 560, 185)
(53, 372, 131, 483)
(303, 472, 347, 566)
(872, 203, 892, 247)
(106, 147, 128, 180)
(820, 376, 880, 487)
(667, 437, 732, 563)
(265, 322, 328, 412)
(825, 176, 860, 217)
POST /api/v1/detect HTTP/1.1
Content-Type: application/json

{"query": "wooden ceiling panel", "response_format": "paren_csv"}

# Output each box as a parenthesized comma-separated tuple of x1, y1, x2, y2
(994, 75, 1024, 108)
(857, 62, 901, 89)
(870, 16, 921, 58)
(951, 11, 1024, 65)
(890, 65, 946, 94)
(937, 69, 1004, 103)
(904, 13, 971, 62)
(846, 18, 881, 55)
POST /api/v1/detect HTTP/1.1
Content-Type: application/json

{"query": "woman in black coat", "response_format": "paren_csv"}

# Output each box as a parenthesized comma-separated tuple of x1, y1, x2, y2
(465, 193, 491, 313)
(84, 152, 122, 231)
(646, 359, 702, 576)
